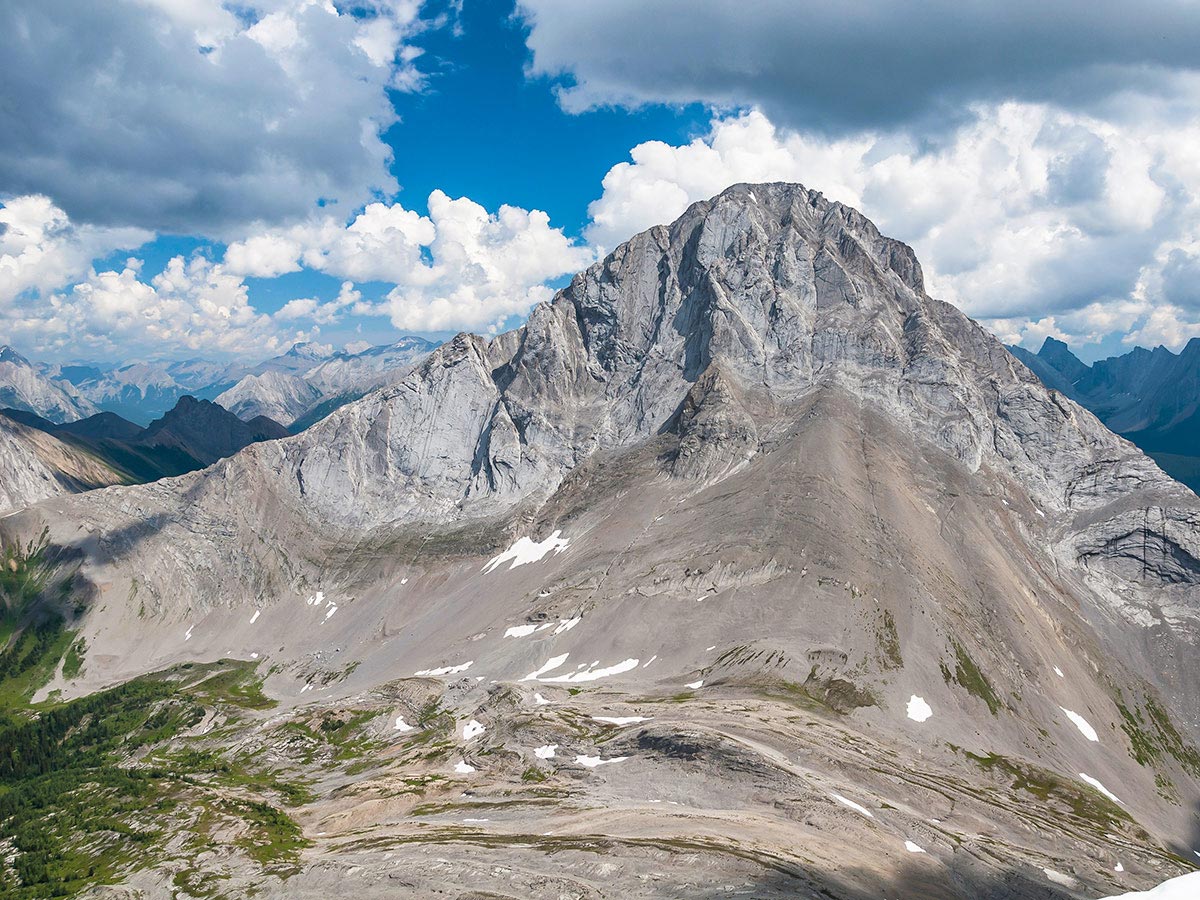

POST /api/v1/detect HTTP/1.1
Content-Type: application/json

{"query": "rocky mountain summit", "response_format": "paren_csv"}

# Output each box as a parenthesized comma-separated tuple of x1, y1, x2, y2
(3, 184, 1199, 898)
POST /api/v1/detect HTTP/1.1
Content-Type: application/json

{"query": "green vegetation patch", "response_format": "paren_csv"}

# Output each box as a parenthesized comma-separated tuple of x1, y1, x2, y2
(0, 661, 310, 898)
(940, 640, 1000, 715)
(962, 749, 1133, 831)
(1116, 691, 1200, 777)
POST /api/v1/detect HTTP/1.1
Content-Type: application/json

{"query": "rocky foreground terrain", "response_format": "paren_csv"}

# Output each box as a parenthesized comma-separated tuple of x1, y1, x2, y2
(1, 183, 1199, 899)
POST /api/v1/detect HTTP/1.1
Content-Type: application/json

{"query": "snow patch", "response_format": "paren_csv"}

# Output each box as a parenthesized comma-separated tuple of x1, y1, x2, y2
(394, 716, 414, 733)
(504, 623, 540, 638)
(1115, 862, 1124, 873)
(553, 616, 581, 635)
(462, 719, 485, 740)
(686, 680, 704, 689)
(642, 655, 657, 667)
(1054, 666, 1064, 678)
(534, 744, 557, 759)
(184, 624, 194, 641)
(323, 605, 337, 621)
(831, 794, 874, 818)
(592, 716, 650, 725)
(1061, 707, 1099, 742)
(904, 841, 926, 854)
(249, 610, 260, 624)
(533, 692, 551, 705)
(453, 761, 475, 774)
(414, 660, 474, 677)
(483, 531, 570, 573)
(1043, 868, 1075, 887)
(575, 754, 627, 768)
(521, 652, 570, 681)
(539, 657, 639, 683)
(907, 695, 933, 723)
(1079, 772, 1122, 804)
(1098, 871, 1200, 899)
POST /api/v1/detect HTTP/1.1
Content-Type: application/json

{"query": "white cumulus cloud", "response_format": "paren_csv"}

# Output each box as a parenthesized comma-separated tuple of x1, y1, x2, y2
(226, 191, 596, 333)
(0, 0, 434, 233)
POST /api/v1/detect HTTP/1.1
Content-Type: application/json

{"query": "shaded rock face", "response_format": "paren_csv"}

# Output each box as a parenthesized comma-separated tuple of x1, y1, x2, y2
(8, 183, 1200, 898)
(0, 414, 124, 514)
(137, 396, 289, 466)
(1011, 337, 1200, 495)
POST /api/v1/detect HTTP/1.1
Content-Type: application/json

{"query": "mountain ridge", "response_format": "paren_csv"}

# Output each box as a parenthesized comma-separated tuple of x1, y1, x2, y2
(3, 182, 1199, 897)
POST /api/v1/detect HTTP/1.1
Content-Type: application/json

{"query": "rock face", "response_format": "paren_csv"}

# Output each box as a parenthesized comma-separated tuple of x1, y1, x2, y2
(0, 345, 97, 423)
(8, 184, 1200, 898)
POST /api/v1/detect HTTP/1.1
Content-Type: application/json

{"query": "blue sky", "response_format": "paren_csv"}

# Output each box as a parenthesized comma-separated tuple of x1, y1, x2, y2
(3, 1, 1200, 364)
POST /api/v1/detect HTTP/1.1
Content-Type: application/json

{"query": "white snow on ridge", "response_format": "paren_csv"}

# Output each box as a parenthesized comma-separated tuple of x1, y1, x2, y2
(462, 719, 485, 740)
(1079, 773, 1122, 804)
(453, 761, 475, 774)
(505, 624, 539, 638)
(904, 841, 926, 853)
(592, 716, 650, 725)
(534, 744, 557, 759)
(522, 653, 570, 681)
(533, 692, 551, 705)
(1060, 707, 1099, 742)
(1044, 868, 1076, 887)
(540, 658, 639, 683)
(686, 680, 704, 689)
(414, 660, 474, 677)
(394, 716, 414, 732)
(483, 531, 570, 573)
(506, 619, 576, 638)
(1099, 871, 1200, 898)
(907, 695, 933, 722)
(831, 794, 874, 818)
(575, 754, 627, 768)
(553, 616, 581, 635)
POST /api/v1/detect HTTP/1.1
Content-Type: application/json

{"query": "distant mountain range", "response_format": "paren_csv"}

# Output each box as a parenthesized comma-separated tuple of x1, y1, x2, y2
(1010, 337, 1200, 492)
(0, 336, 439, 430)
(2, 396, 288, 486)
(215, 336, 437, 427)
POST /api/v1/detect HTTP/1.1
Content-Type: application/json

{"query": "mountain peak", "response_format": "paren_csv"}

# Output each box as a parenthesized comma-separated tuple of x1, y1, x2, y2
(284, 341, 333, 360)
(0, 345, 31, 367)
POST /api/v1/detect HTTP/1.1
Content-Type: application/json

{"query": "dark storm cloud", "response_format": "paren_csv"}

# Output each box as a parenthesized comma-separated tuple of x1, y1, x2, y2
(0, 1, 411, 234)
(518, 0, 1200, 132)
